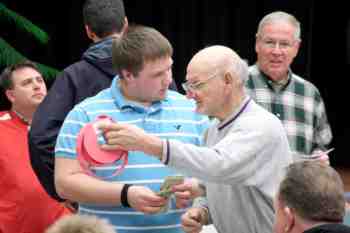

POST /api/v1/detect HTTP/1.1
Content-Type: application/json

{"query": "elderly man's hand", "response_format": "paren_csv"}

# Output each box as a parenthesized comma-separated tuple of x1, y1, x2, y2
(172, 178, 206, 208)
(312, 149, 332, 165)
(98, 122, 148, 151)
(181, 207, 208, 233)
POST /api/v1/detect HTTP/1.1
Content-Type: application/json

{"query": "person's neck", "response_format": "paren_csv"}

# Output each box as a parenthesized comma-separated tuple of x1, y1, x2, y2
(294, 216, 336, 233)
(92, 33, 122, 43)
(217, 92, 246, 122)
(119, 80, 152, 107)
(11, 107, 33, 125)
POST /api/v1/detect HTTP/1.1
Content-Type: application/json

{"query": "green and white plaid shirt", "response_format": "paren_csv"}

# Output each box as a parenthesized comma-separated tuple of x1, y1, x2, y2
(246, 65, 332, 160)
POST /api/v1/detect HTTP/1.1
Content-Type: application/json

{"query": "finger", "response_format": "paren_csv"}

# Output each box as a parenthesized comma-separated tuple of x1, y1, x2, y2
(98, 122, 126, 132)
(100, 143, 125, 151)
(318, 154, 329, 161)
(182, 225, 201, 233)
(182, 217, 202, 233)
(172, 182, 190, 192)
(143, 194, 168, 206)
(176, 198, 189, 208)
(188, 211, 202, 222)
(174, 190, 191, 199)
(97, 121, 115, 131)
(141, 206, 166, 215)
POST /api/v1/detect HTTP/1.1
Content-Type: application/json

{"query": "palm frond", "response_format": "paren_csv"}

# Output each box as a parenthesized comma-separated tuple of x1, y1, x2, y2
(0, 37, 24, 66)
(0, 3, 49, 45)
(0, 37, 60, 82)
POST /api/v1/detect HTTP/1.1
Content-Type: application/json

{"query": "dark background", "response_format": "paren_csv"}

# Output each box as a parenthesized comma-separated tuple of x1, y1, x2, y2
(0, 1, 349, 166)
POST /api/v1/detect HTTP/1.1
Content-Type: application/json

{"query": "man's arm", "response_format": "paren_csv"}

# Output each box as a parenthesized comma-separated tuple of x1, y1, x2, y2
(313, 96, 333, 152)
(100, 119, 289, 185)
(55, 156, 167, 214)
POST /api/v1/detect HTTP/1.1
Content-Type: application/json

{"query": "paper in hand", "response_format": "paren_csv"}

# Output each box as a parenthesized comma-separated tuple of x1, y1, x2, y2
(157, 175, 184, 212)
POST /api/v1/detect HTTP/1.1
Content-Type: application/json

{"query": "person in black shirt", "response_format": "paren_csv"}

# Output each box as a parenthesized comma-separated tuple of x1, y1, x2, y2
(273, 161, 350, 233)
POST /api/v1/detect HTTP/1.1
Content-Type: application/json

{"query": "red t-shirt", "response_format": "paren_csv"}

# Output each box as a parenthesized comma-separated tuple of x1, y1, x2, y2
(0, 111, 71, 233)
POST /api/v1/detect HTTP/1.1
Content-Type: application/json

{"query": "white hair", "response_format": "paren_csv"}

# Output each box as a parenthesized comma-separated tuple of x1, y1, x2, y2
(256, 11, 301, 41)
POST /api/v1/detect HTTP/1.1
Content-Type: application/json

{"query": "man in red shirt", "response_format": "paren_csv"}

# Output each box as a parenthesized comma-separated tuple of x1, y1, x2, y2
(0, 61, 71, 233)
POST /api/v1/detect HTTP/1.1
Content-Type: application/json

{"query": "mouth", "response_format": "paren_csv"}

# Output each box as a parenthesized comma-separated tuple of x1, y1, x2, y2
(33, 93, 44, 98)
(195, 101, 202, 106)
(269, 60, 283, 66)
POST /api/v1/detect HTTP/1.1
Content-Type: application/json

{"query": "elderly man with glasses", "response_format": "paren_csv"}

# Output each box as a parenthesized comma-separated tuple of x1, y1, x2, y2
(247, 11, 333, 164)
(98, 45, 292, 233)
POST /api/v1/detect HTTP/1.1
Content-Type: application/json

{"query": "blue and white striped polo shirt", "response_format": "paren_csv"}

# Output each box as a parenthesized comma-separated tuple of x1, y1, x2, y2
(55, 77, 209, 233)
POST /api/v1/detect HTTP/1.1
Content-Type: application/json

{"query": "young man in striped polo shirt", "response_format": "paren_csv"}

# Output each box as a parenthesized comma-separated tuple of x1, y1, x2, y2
(54, 25, 208, 233)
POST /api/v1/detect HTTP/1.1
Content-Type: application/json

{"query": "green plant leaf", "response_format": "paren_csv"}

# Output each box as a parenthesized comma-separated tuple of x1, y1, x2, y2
(0, 2, 49, 44)
(0, 37, 60, 82)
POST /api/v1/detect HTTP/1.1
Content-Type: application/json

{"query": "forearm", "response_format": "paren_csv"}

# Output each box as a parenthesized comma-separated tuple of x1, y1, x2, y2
(140, 134, 163, 159)
(55, 157, 124, 205)
(55, 172, 124, 205)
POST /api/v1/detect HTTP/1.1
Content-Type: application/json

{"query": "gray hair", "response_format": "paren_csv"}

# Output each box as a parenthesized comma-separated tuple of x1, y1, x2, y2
(227, 56, 249, 86)
(256, 11, 301, 41)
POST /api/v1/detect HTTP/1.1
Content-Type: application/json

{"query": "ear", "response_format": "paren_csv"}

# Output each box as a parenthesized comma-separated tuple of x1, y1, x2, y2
(283, 206, 295, 232)
(291, 40, 301, 59)
(5, 89, 15, 104)
(120, 69, 134, 82)
(255, 36, 260, 53)
(85, 25, 98, 41)
(121, 17, 129, 35)
(223, 72, 233, 85)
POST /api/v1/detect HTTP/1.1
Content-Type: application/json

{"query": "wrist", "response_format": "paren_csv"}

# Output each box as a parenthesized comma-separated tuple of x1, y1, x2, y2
(121, 184, 133, 207)
(143, 134, 163, 159)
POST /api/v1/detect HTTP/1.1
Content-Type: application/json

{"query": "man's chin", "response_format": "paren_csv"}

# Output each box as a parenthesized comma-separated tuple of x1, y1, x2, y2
(31, 99, 45, 106)
(195, 106, 207, 115)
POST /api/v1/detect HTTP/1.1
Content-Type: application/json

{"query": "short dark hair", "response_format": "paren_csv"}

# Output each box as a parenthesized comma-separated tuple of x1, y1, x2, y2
(0, 60, 41, 90)
(278, 161, 345, 222)
(112, 25, 173, 77)
(83, 0, 126, 38)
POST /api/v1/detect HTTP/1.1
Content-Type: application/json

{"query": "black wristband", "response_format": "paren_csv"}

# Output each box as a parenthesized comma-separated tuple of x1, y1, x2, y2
(121, 184, 133, 207)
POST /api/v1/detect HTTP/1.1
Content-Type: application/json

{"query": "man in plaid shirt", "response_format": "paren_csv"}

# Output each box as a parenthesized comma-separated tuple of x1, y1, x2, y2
(246, 11, 332, 163)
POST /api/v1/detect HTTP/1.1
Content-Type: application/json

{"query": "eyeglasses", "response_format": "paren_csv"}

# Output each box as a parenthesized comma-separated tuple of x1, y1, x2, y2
(260, 38, 295, 50)
(182, 72, 220, 93)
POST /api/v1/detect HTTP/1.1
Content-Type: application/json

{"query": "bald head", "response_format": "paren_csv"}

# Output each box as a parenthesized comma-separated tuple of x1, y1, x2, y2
(187, 46, 248, 86)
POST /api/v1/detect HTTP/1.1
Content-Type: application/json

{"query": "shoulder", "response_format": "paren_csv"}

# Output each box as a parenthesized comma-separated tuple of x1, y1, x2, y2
(0, 111, 11, 121)
(75, 88, 112, 110)
(59, 60, 110, 84)
(239, 101, 284, 134)
(62, 60, 92, 73)
(248, 64, 260, 76)
(291, 73, 321, 94)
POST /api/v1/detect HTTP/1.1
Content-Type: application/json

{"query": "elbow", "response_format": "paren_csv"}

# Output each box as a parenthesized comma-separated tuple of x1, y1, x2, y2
(55, 174, 71, 200)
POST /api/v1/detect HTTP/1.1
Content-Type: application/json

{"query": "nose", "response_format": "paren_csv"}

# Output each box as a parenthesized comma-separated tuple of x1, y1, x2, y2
(271, 43, 284, 54)
(163, 69, 173, 86)
(185, 90, 196, 99)
(33, 81, 41, 89)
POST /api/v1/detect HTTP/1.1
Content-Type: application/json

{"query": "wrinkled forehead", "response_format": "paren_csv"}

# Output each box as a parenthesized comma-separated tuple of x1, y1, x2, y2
(12, 67, 42, 83)
(259, 21, 297, 40)
(186, 59, 218, 82)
